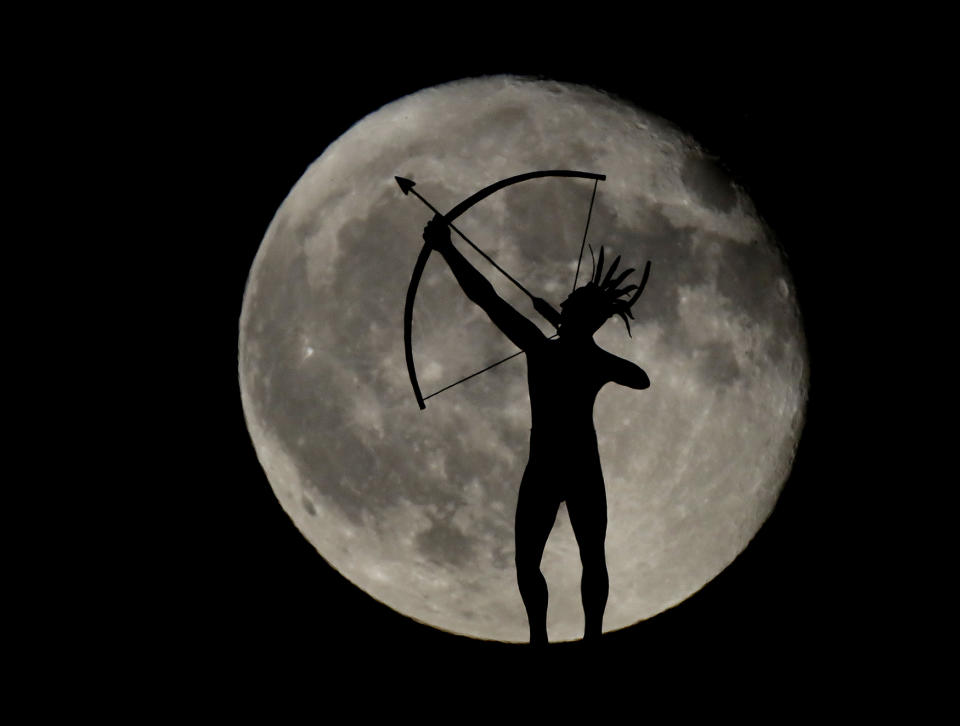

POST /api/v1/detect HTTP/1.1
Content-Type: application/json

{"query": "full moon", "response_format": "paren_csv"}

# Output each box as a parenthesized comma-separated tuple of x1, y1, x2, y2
(238, 76, 808, 642)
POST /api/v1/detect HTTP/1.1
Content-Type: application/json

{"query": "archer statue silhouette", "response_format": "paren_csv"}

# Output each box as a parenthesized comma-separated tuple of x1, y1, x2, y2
(399, 172, 650, 645)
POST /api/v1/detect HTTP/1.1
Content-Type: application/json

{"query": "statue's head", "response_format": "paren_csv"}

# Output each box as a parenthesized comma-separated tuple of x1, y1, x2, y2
(559, 246, 650, 338)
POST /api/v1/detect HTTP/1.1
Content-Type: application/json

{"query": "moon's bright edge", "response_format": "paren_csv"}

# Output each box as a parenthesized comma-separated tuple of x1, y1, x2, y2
(239, 76, 808, 643)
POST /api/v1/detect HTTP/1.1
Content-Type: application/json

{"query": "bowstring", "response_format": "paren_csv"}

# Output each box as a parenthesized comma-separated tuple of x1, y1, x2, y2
(422, 334, 558, 402)
(572, 178, 600, 292)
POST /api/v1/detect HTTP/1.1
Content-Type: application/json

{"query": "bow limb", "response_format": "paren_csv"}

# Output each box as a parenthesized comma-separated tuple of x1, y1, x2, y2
(404, 242, 432, 410)
(404, 169, 606, 411)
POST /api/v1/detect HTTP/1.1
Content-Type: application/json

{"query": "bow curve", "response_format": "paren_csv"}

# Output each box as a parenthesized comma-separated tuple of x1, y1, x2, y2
(403, 170, 606, 410)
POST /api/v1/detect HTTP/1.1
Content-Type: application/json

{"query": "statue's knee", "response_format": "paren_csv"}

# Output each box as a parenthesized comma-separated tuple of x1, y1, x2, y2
(515, 557, 537, 578)
(581, 552, 607, 576)
(516, 556, 544, 584)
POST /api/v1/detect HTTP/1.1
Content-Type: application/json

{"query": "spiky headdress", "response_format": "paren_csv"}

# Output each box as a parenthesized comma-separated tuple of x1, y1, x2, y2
(579, 245, 651, 336)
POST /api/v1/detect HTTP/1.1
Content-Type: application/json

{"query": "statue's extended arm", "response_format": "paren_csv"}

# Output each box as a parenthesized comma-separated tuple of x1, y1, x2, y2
(605, 351, 650, 390)
(424, 216, 545, 351)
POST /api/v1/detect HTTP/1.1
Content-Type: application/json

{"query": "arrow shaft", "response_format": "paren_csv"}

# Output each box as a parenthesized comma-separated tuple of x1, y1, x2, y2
(409, 187, 535, 301)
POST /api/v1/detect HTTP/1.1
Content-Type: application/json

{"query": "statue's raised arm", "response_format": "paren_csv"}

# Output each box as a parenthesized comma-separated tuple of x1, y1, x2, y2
(423, 216, 545, 352)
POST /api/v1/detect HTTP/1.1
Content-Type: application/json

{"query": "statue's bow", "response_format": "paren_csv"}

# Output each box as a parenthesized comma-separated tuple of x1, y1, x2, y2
(401, 170, 606, 410)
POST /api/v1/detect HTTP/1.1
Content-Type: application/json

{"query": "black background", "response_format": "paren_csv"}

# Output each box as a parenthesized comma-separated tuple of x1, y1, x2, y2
(149, 45, 890, 694)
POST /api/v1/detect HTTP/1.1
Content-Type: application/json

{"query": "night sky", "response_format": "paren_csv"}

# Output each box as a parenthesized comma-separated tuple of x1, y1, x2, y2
(144, 45, 886, 692)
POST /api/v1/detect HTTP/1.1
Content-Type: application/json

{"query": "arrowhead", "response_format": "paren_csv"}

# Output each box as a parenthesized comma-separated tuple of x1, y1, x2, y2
(395, 176, 416, 195)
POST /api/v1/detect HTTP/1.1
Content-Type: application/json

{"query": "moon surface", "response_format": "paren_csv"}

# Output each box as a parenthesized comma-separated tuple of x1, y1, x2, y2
(238, 76, 808, 642)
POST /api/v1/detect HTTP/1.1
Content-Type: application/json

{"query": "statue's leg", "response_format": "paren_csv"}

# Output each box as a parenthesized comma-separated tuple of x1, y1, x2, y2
(515, 468, 560, 646)
(567, 479, 608, 642)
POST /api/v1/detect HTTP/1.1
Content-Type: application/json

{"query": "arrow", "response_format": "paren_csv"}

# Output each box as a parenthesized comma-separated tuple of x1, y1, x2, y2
(395, 176, 537, 302)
